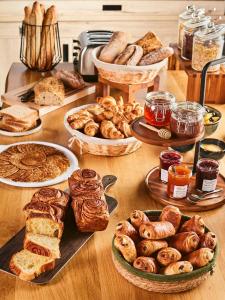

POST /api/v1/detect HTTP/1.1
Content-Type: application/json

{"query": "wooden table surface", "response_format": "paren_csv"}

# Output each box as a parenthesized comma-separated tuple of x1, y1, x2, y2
(1, 63, 225, 300)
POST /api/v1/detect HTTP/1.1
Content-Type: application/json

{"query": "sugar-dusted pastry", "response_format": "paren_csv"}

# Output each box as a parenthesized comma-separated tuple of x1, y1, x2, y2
(114, 234, 137, 263)
(117, 121, 131, 138)
(115, 221, 139, 242)
(139, 221, 175, 240)
(157, 247, 182, 266)
(200, 232, 217, 250)
(163, 261, 193, 275)
(130, 210, 150, 230)
(180, 215, 205, 236)
(100, 120, 124, 139)
(186, 248, 214, 268)
(137, 239, 168, 256)
(159, 205, 181, 232)
(133, 257, 158, 273)
(84, 120, 99, 137)
(170, 232, 199, 254)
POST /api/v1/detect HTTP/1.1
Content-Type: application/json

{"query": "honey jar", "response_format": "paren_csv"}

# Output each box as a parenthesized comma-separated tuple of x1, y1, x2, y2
(160, 150, 183, 183)
(196, 158, 219, 192)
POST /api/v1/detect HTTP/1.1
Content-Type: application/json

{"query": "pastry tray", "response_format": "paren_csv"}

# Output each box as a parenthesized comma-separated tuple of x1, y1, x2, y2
(0, 176, 118, 284)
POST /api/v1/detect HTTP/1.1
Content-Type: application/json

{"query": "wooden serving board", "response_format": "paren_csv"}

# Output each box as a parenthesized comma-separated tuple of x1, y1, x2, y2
(1, 82, 96, 117)
(0, 176, 118, 284)
(145, 167, 225, 212)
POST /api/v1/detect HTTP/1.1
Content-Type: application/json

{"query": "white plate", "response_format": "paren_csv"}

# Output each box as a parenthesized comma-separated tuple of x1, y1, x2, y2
(0, 119, 42, 137)
(0, 141, 79, 188)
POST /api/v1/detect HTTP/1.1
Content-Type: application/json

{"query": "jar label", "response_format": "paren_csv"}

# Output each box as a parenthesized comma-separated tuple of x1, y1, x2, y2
(160, 169, 168, 182)
(202, 179, 217, 192)
(173, 185, 188, 198)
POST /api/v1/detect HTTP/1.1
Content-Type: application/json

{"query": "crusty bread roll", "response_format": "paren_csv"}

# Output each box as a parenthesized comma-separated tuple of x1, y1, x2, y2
(99, 31, 129, 63)
(114, 44, 143, 66)
(139, 47, 174, 66)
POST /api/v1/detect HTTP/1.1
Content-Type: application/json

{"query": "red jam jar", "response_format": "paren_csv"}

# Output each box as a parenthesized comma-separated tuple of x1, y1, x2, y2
(196, 158, 219, 192)
(144, 91, 176, 127)
(160, 150, 183, 183)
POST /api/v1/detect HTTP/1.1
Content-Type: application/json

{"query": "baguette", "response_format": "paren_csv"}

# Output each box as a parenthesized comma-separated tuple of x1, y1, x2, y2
(139, 47, 174, 66)
(24, 6, 32, 68)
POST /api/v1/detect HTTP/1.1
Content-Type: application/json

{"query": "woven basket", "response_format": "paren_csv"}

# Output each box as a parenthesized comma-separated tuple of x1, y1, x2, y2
(64, 105, 142, 156)
(92, 46, 167, 84)
(112, 211, 218, 293)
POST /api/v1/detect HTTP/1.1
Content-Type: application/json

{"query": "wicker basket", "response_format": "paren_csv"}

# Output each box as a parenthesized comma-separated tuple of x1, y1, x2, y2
(92, 46, 167, 84)
(64, 105, 142, 156)
(112, 211, 218, 293)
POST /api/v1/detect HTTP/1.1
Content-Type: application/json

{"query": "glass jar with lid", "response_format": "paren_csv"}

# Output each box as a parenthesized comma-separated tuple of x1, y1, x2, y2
(178, 5, 196, 49)
(144, 91, 176, 127)
(181, 13, 211, 60)
(170, 102, 205, 138)
(192, 22, 225, 72)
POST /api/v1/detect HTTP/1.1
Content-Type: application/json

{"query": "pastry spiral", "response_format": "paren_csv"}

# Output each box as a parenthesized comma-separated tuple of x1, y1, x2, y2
(139, 221, 175, 240)
(130, 210, 150, 230)
(115, 221, 139, 242)
(186, 248, 214, 268)
(31, 188, 69, 209)
(133, 257, 158, 273)
(137, 239, 168, 256)
(180, 215, 205, 236)
(200, 232, 217, 250)
(114, 234, 137, 263)
(159, 205, 181, 232)
(157, 247, 182, 266)
(170, 232, 199, 254)
(163, 261, 193, 275)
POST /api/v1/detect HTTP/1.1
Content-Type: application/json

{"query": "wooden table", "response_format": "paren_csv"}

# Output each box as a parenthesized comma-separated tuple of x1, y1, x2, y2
(1, 63, 225, 300)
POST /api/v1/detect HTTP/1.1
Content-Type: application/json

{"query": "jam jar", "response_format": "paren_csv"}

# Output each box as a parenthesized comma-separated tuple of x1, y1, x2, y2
(178, 5, 196, 49)
(192, 23, 225, 72)
(168, 164, 192, 199)
(144, 91, 176, 127)
(196, 158, 219, 192)
(160, 150, 183, 183)
(170, 102, 205, 138)
(181, 13, 211, 60)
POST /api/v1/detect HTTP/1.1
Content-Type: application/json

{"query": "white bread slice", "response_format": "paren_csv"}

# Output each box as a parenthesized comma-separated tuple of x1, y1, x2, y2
(9, 249, 55, 281)
(24, 233, 60, 259)
(0, 105, 38, 122)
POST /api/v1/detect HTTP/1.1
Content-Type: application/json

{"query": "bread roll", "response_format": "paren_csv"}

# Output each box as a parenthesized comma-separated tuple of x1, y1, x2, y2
(114, 44, 143, 66)
(139, 47, 174, 66)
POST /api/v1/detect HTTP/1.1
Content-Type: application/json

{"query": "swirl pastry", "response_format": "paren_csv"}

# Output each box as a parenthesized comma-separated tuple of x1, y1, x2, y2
(180, 215, 205, 236)
(170, 232, 199, 254)
(133, 257, 158, 273)
(114, 234, 137, 263)
(115, 221, 139, 242)
(137, 239, 168, 256)
(130, 210, 150, 230)
(200, 232, 217, 250)
(157, 247, 182, 266)
(186, 248, 214, 268)
(30, 188, 69, 209)
(163, 261, 193, 275)
(139, 221, 175, 240)
(69, 168, 101, 183)
(159, 205, 181, 232)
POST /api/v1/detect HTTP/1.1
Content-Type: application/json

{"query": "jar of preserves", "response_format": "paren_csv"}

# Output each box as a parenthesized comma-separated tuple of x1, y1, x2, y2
(196, 158, 219, 192)
(144, 91, 176, 127)
(178, 5, 196, 49)
(170, 102, 205, 138)
(160, 150, 183, 183)
(192, 23, 225, 72)
(181, 13, 211, 60)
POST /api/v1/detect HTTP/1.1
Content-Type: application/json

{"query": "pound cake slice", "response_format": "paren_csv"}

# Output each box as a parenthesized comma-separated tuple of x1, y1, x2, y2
(24, 233, 61, 259)
(9, 249, 55, 281)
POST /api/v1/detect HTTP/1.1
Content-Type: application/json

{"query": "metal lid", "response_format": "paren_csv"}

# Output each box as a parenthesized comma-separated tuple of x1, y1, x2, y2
(146, 91, 176, 104)
(179, 5, 196, 20)
(195, 22, 225, 40)
(185, 13, 211, 29)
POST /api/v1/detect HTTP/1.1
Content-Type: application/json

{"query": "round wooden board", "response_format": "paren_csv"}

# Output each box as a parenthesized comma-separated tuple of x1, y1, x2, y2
(131, 117, 205, 147)
(145, 166, 225, 212)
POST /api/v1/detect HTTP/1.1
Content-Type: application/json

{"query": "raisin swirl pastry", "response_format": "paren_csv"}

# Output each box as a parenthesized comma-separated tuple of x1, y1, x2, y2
(170, 232, 199, 254)
(163, 261, 193, 275)
(137, 240, 168, 256)
(115, 221, 139, 242)
(133, 257, 158, 273)
(200, 232, 217, 250)
(157, 247, 182, 266)
(130, 210, 150, 230)
(159, 205, 181, 232)
(114, 234, 137, 263)
(186, 248, 214, 268)
(180, 215, 205, 236)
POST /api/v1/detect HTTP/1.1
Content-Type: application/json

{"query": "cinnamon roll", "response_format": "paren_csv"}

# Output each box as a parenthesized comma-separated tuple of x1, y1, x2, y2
(137, 239, 168, 256)
(115, 221, 139, 242)
(186, 248, 214, 268)
(114, 234, 137, 263)
(31, 188, 69, 209)
(200, 232, 217, 250)
(163, 261, 193, 275)
(180, 215, 205, 236)
(130, 210, 150, 230)
(159, 205, 181, 232)
(133, 257, 158, 273)
(170, 232, 199, 254)
(157, 247, 182, 266)
(139, 221, 175, 240)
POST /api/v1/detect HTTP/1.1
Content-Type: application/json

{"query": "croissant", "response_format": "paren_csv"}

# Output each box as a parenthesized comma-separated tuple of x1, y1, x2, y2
(200, 232, 217, 250)
(170, 232, 199, 254)
(133, 257, 158, 273)
(96, 96, 118, 112)
(137, 239, 168, 256)
(130, 210, 150, 230)
(100, 120, 124, 139)
(124, 112, 139, 123)
(112, 112, 127, 125)
(84, 120, 99, 137)
(159, 205, 181, 232)
(180, 215, 205, 236)
(163, 261, 193, 275)
(115, 221, 139, 242)
(186, 248, 214, 268)
(114, 234, 137, 263)
(157, 247, 182, 266)
(139, 221, 175, 240)
(67, 110, 93, 123)
(116, 96, 124, 108)
(123, 103, 141, 113)
(117, 121, 132, 138)
(87, 104, 103, 115)
(70, 116, 91, 130)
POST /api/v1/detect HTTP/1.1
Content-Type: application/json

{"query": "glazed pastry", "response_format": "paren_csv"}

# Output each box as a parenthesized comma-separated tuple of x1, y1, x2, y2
(159, 205, 181, 232)
(100, 120, 124, 139)
(163, 261, 193, 275)
(139, 221, 175, 240)
(69, 168, 101, 184)
(70, 116, 91, 130)
(117, 121, 131, 138)
(180, 215, 205, 236)
(137, 239, 168, 256)
(186, 248, 214, 268)
(130, 210, 150, 230)
(30, 188, 69, 209)
(114, 234, 137, 263)
(157, 247, 182, 266)
(115, 221, 139, 242)
(84, 120, 99, 137)
(133, 257, 158, 273)
(200, 232, 217, 250)
(170, 232, 199, 254)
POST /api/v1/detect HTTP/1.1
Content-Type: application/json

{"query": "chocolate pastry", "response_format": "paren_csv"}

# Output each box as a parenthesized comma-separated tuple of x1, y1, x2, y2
(180, 215, 205, 236)
(200, 232, 217, 250)
(130, 210, 150, 230)
(163, 261, 193, 275)
(137, 239, 168, 256)
(114, 234, 137, 263)
(159, 205, 181, 232)
(115, 221, 139, 242)
(186, 248, 214, 268)
(139, 221, 175, 240)
(157, 247, 182, 266)
(133, 257, 158, 273)
(170, 232, 199, 254)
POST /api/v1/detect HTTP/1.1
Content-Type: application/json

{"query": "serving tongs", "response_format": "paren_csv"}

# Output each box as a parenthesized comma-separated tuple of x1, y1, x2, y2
(19, 78, 44, 102)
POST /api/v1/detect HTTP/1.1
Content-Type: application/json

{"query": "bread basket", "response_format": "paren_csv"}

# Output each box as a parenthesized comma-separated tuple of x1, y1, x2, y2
(64, 104, 142, 156)
(112, 210, 218, 293)
(92, 46, 167, 84)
